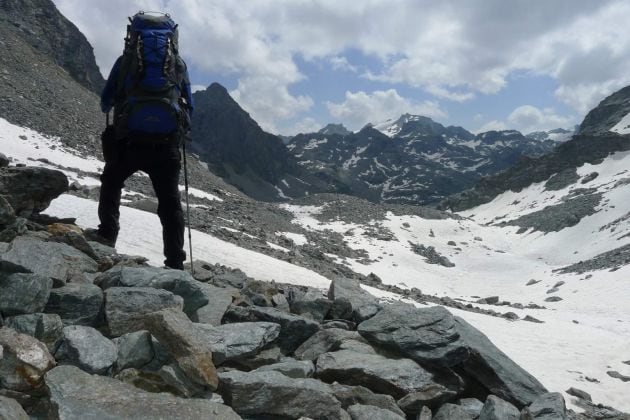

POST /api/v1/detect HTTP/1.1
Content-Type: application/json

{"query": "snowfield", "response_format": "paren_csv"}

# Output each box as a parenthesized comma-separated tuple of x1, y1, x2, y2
(2, 117, 629, 413)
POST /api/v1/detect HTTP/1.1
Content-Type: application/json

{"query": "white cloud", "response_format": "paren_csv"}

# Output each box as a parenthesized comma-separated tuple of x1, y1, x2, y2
(191, 84, 207, 93)
(52, 0, 630, 132)
(476, 105, 576, 134)
(326, 89, 447, 131)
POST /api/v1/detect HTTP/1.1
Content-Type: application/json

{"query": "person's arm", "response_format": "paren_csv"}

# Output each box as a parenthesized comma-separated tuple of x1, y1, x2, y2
(100, 56, 123, 113)
(179, 59, 194, 116)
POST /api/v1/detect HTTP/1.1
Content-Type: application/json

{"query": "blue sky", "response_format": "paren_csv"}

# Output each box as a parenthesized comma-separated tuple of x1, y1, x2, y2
(54, 0, 630, 136)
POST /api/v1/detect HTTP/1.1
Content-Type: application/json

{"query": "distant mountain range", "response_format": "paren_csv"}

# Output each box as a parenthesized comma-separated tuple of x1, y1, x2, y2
(286, 114, 570, 204)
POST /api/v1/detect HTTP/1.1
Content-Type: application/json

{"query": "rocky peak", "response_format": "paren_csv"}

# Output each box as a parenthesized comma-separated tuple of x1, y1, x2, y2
(0, 0, 105, 94)
(191, 83, 299, 189)
(318, 123, 351, 136)
(579, 85, 630, 136)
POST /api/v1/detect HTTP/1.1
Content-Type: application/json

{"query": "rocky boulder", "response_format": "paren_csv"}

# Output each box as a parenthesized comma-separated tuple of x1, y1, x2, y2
(0, 327, 56, 391)
(192, 283, 239, 325)
(219, 370, 346, 419)
(195, 322, 280, 365)
(294, 328, 367, 361)
(454, 317, 547, 408)
(1, 236, 98, 286)
(143, 309, 218, 390)
(253, 359, 315, 378)
(45, 365, 240, 419)
(223, 305, 320, 353)
(315, 349, 462, 399)
(0, 195, 16, 228)
(0, 395, 29, 420)
(0, 271, 52, 316)
(521, 392, 567, 419)
(433, 403, 474, 420)
(479, 395, 520, 420)
(44, 283, 103, 327)
(112, 330, 154, 372)
(3, 313, 64, 353)
(347, 404, 405, 420)
(330, 383, 405, 417)
(104, 287, 184, 336)
(96, 266, 208, 315)
(55, 326, 117, 375)
(358, 304, 469, 367)
(328, 277, 382, 322)
(0, 166, 67, 216)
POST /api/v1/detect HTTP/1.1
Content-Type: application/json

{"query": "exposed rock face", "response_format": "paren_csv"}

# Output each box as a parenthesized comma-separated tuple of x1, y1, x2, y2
(522, 392, 567, 420)
(96, 267, 208, 315)
(0, 0, 105, 93)
(294, 328, 365, 361)
(143, 309, 219, 390)
(328, 277, 382, 322)
(55, 326, 117, 375)
(454, 317, 547, 408)
(315, 349, 462, 399)
(44, 283, 104, 327)
(112, 330, 154, 372)
(0, 327, 56, 391)
(191, 83, 303, 199)
(253, 359, 315, 379)
(104, 287, 184, 336)
(219, 370, 345, 419)
(4, 313, 64, 353)
(222, 305, 319, 353)
(0, 272, 52, 316)
(0, 167, 68, 216)
(195, 322, 280, 365)
(347, 404, 405, 420)
(45, 365, 240, 419)
(0, 395, 29, 420)
(433, 403, 474, 420)
(1, 236, 98, 285)
(358, 304, 469, 367)
(330, 383, 405, 417)
(479, 395, 520, 420)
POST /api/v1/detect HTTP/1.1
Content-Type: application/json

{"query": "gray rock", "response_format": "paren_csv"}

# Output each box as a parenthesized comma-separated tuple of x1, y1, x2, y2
(0, 327, 56, 391)
(1, 237, 97, 285)
(606, 370, 630, 382)
(143, 308, 218, 389)
(223, 305, 319, 353)
(566, 387, 592, 402)
(0, 195, 16, 228)
(454, 317, 547, 408)
(157, 363, 206, 397)
(0, 395, 28, 420)
(55, 326, 117, 375)
(95, 266, 208, 314)
(0, 217, 28, 243)
(289, 287, 332, 323)
(4, 313, 64, 353)
(192, 283, 238, 325)
(219, 370, 345, 419)
(328, 277, 382, 322)
(397, 384, 458, 413)
(347, 404, 405, 420)
(44, 283, 103, 326)
(315, 350, 462, 399)
(457, 397, 484, 418)
(522, 392, 567, 420)
(479, 395, 519, 420)
(0, 272, 52, 316)
(254, 359, 315, 378)
(234, 346, 284, 370)
(328, 297, 353, 320)
(239, 279, 282, 308)
(195, 322, 280, 365)
(113, 368, 180, 395)
(322, 319, 355, 330)
(104, 287, 184, 336)
(294, 328, 364, 361)
(45, 365, 240, 419)
(358, 304, 469, 367)
(47, 230, 99, 261)
(112, 330, 154, 371)
(433, 403, 474, 420)
(0, 166, 67, 216)
(0, 154, 8, 168)
(330, 383, 405, 417)
(419, 406, 432, 420)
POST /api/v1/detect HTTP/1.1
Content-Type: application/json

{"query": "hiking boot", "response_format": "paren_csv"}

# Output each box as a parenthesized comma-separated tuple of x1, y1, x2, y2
(84, 228, 117, 248)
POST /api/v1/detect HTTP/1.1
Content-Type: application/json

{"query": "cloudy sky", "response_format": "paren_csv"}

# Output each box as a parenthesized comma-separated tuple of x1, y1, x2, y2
(53, 0, 630, 136)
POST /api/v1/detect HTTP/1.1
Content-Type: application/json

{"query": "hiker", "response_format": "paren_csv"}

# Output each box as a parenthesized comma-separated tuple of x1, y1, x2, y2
(87, 11, 194, 270)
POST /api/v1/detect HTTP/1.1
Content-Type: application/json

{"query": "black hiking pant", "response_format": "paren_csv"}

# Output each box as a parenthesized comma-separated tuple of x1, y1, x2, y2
(97, 141, 186, 269)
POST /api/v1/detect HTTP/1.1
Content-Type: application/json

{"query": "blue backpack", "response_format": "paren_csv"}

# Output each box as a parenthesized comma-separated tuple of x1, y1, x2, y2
(116, 12, 188, 138)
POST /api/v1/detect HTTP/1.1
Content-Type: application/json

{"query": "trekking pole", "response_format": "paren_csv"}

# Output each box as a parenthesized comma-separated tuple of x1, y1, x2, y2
(182, 138, 195, 276)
